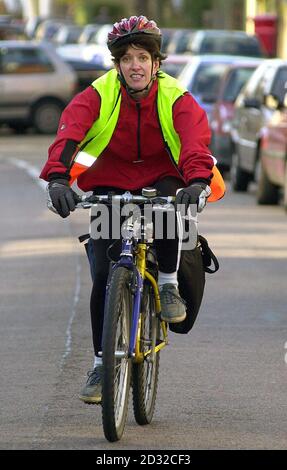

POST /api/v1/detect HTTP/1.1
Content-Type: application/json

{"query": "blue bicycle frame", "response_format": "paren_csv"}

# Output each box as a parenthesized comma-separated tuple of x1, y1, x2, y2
(105, 237, 143, 358)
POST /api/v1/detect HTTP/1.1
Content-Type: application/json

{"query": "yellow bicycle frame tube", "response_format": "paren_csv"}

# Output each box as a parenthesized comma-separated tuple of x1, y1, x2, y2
(134, 244, 168, 363)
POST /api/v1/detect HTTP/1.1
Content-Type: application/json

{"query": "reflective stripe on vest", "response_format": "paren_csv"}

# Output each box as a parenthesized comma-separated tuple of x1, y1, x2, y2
(69, 69, 225, 201)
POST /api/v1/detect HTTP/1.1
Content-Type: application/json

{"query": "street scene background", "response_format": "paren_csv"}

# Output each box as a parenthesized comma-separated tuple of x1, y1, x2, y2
(0, 0, 287, 450)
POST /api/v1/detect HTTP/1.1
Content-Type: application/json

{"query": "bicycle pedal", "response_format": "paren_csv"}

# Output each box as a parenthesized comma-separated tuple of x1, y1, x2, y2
(84, 401, 102, 406)
(79, 396, 102, 406)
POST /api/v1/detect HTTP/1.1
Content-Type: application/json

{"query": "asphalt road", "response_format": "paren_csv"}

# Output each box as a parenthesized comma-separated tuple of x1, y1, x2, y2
(0, 132, 286, 450)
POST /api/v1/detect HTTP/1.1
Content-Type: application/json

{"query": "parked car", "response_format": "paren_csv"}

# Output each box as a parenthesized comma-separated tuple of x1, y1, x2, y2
(61, 56, 112, 92)
(57, 42, 112, 68)
(210, 59, 262, 170)
(188, 30, 263, 57)
(0, 20, 26, 40)
(56, 42, 111, 64)
(53, 24, 83, 45)
(255, 93, 287, 208)
(178, 55, 256, 121)
(78, 24, 101, 44)
(0, 41, 77, 134)
(56, 42, 112, 92)
(34, 19, 64, 42)
(230, 59, 287, 192)
(86, 23, 113, 47)
(161, 54, 193, 78)
(166, 29, 195, 54)
(160, 28, 178, 53)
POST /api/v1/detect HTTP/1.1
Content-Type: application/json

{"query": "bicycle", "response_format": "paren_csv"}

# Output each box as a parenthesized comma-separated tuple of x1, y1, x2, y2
(78, 188, 192, 442)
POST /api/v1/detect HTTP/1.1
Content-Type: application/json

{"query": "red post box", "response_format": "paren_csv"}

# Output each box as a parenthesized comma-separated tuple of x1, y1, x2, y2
(253, 14, 277, 57)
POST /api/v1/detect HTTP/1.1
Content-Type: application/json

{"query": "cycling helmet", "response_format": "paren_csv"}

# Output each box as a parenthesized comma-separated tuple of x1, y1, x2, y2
(107, 15, 162, 51)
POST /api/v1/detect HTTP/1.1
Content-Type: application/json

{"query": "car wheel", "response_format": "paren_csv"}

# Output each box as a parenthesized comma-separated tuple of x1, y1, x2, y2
(256, 156, 279, 205)
(230, 148, 250, 192)
(32, 100, 63, 134)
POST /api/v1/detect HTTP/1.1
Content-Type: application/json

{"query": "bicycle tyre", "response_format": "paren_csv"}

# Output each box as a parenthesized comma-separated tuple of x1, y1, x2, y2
(132, 281, 160, 425)
(102, 267, 132, 442)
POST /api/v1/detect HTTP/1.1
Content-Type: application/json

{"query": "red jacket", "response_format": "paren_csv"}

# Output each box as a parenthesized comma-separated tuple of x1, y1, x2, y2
(40, 80, 214, 192)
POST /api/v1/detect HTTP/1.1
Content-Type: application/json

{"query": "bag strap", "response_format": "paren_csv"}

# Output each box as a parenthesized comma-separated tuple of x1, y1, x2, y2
(199, 235, 219, 274)
(78, 233, 90, 243)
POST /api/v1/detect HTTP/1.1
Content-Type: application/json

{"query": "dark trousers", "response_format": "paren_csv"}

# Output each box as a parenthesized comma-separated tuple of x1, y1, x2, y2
(90, 176, 184, 355)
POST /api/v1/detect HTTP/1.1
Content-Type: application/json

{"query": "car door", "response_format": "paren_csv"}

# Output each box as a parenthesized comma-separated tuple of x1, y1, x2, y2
(233, 66, 262, 172)
(262, 108, 287, 187)
(263, 67, 287, 185)
(0, 45, 55, 120)
(236, 64, 276, 173)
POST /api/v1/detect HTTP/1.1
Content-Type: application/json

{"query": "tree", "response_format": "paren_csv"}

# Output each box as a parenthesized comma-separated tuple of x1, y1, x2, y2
(56, 0, 129, 24)
(182, 0, 213, 28)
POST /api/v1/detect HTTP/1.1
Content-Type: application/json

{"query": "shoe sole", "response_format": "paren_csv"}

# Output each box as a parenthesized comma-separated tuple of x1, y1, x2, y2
(160, 312, 187, 323)
(78, 394, 102, 405)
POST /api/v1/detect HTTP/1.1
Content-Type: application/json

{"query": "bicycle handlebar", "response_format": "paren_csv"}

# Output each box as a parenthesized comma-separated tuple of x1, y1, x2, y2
(76, 191, 175, 209)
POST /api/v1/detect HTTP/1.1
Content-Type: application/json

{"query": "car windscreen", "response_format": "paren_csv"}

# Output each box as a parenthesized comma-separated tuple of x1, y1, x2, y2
(161, 61, 188, 78)
(191, 62, 229, 97)
(271, 67, 287, 103)
(222, 67, 257, 102)
(0, 46, 54, 74)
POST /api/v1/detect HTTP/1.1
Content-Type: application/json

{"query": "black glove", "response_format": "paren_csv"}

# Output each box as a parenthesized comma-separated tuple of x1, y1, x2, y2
(175, 183, 211, 213)
(47, 179, 79, 218)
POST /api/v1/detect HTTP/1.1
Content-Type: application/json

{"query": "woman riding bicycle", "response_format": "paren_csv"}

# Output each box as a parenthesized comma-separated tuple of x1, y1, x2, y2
(40, 15, 225, 405)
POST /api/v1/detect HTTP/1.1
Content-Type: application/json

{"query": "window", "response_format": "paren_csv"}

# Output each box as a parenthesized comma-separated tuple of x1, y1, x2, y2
(223, 67, 257, 102)
(199, 35, 262, 57)
(242, 64, 272, 103)
(0, 47, 54, 74)
(271, 67, 287, 103)
(191, 63, 229, 96)
(161, 60, 188, 78)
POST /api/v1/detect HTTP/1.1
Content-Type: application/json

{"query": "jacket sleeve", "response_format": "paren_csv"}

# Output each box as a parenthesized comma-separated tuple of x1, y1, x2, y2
(39, 86, 101, 182)
(172, 92, 214, 185)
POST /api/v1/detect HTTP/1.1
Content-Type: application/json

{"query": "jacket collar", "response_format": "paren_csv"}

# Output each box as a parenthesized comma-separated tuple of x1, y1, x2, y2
(120, 79, 158, 105)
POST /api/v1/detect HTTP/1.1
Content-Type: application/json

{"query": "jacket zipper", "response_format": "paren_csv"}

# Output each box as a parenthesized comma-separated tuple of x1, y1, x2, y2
(133, 102, 144, 163)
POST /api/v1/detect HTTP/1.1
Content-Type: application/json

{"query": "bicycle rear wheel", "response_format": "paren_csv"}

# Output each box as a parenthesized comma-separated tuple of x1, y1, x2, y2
(102, 267, 132, 442)
(132, 281, 160, 425)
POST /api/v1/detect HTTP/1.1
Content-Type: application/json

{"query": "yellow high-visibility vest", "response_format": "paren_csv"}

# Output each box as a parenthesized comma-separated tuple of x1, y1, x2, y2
(70, 69, 225, 201)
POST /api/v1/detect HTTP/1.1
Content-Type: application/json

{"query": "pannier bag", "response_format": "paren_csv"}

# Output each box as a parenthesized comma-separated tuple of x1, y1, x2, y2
(79, 233, 219, 335)
(169, 235, 219, 334)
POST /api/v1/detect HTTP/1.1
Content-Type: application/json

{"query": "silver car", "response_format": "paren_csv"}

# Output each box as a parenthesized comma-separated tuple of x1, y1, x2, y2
(0, 40, 77, 134)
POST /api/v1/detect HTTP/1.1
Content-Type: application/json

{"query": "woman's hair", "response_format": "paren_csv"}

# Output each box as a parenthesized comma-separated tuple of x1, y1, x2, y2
(111, 35, 166, 66)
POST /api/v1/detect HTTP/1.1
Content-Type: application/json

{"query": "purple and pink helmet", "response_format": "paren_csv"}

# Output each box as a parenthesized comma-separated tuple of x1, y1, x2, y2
(107, 15, 162, 51)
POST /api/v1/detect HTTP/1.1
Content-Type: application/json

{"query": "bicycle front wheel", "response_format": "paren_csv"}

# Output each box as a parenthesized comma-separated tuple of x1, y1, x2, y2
(132, 281, 160, 425)
(102, 267, 132, 442)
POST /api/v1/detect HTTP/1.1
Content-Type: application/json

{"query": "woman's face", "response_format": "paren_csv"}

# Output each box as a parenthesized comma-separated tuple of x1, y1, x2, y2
(117, 45, 159, 98)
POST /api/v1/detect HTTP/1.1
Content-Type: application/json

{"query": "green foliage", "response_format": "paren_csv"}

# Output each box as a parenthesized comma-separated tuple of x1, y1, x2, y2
(57, 0, 127, 25)
(183, 0, 213, 28)
(0, 1, 7, 15)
